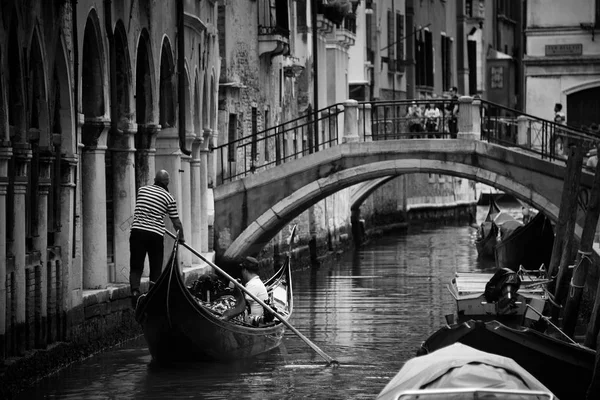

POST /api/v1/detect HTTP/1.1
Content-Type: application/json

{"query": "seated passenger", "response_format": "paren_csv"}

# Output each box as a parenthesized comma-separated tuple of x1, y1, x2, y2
(240, 256, 268, 325)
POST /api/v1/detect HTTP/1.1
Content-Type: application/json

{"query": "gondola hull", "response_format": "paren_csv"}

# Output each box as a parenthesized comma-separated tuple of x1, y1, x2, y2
(495, 212, 555, 271)
(418, 319, 595, 400)
(135, 243, 293, 363)
(474, 221, 498, 259)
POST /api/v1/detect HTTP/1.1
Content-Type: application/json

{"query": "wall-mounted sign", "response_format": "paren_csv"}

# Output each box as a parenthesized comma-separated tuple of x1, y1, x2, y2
(490, 66, 503, 89)
(545, 44, 583, 56)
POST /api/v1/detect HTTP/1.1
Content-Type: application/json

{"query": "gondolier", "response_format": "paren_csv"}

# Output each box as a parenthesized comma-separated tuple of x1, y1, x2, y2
(129, 170, 184, 307)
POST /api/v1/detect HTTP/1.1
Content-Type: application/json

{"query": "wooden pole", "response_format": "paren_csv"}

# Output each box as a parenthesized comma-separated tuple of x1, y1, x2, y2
(562, 147, 600, 338)
(548, 144, 585, 289)
(586, 330, 600, 399)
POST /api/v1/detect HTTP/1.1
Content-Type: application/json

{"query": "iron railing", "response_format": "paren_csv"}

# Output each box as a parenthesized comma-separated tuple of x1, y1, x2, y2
(215, 103, 343, 184)
(214, 98, 600, 185)
(362, 99, 456, 140)
(480, 100, 599, 163)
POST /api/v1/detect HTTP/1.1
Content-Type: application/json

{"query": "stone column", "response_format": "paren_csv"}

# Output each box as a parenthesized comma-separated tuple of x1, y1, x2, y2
(200, 128, 211, 253)
(179, 133, 195, 268)
(11, 144, 32, 355)
(0, 143, 13, 361)
(81, 119, 110, 289)
(57, 156, 78, 313)
(457, 96, 480, 140)
(517, 115, 531, 148)
(155, 127, 184, 269)
(208, 129, 218, 188)
(135, 124, 161, 188)
(190, 138, 203, 263)
(33, 152, 53, 348)
(358, 103, 372, 142)
(343, 100, 359, 143)
(111, 123, 137, 283)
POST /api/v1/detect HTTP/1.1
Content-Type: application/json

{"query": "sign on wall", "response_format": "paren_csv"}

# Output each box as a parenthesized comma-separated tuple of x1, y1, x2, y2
(545, 44, 583, 56)
(490, 66, 503, 89)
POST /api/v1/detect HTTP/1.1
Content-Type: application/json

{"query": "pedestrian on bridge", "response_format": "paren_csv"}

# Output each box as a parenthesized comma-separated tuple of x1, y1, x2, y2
(129, 170, 185, 307)
(446, 87, 459, 138)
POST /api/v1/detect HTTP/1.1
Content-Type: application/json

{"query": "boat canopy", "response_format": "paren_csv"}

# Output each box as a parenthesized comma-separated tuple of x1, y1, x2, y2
(376, 343, 553, 400)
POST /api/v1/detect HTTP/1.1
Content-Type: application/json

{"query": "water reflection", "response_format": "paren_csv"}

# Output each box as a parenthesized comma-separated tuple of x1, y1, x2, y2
(18, 203, 523, 399)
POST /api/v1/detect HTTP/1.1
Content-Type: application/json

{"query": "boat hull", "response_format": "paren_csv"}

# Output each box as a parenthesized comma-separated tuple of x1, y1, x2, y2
(448, 272, 546, 326)
(495, 212, 554, 271)
(419, 320, 595, 400)
(474, 222, 497, 259)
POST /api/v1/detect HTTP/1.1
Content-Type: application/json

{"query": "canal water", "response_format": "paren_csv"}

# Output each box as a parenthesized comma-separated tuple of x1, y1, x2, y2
(17, 202, 524, 400)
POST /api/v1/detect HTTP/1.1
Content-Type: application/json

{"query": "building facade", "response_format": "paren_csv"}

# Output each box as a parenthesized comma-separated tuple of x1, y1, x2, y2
(215, 0, 360, 261)
(0, 0, 219, 361)
(525, 0, 600, 130)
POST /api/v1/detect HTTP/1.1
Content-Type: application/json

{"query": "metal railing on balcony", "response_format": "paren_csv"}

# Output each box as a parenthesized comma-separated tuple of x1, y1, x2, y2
(258, 0, 290, 37)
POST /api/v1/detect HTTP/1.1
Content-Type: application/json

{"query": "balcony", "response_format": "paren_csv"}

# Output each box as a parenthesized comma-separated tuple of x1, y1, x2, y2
(258, 0, 290, 58)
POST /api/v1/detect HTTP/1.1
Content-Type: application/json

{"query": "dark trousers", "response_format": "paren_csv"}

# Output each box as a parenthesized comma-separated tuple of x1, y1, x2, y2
(129, 229, 164, 292)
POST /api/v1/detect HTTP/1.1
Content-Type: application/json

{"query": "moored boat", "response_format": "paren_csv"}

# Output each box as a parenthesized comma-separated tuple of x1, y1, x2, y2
(448, 269, 548, 326)
(135, 238, 293, 363)
(418, 319, 596, 400)
(495, 211, 555, 271)
(376, 342, 555, 400)
(474, 196, 501, 258)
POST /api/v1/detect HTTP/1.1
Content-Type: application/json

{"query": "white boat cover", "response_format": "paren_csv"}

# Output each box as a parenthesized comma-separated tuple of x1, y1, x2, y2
(376, 343, 555, 400)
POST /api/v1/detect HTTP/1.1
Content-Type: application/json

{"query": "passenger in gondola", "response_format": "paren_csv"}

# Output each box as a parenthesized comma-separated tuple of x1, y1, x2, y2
(240, 256, 269, 325)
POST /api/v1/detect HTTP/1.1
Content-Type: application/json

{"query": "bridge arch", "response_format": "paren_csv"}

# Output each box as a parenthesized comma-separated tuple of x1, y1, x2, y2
(222, 159, 559, 260)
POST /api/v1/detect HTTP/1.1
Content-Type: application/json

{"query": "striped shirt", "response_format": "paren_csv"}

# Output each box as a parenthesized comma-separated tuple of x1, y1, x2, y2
(131, 184, 179, 236)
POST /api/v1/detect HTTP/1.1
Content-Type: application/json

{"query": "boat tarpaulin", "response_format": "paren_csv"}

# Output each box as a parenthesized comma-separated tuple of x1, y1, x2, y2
(376, 343, 554, 400)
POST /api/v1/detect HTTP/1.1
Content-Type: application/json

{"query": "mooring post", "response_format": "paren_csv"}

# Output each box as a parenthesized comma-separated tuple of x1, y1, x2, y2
(548, 143, 585, 286)
(550, 142, 585, 318)
(562, 145, 600, 338)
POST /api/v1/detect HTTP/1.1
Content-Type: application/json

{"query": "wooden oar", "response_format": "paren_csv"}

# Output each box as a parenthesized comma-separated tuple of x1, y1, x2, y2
(165, 230, 339, 367)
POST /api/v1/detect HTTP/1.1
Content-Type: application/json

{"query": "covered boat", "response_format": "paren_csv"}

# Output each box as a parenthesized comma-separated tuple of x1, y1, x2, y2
(448, 269, 548, 326)
(135, 237, 293, 363)
(495, 211, 555, 271)
(474, 196, 501, 258)
(418, 319, 596, 400)
(376, 342, 555, 400)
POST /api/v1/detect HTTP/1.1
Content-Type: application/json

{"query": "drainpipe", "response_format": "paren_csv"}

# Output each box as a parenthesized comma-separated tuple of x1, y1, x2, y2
(104, 0, 118, 136)
(71, 0, 79, 256)
(177, 0, 191, 155)
(311, 0, 319, 151)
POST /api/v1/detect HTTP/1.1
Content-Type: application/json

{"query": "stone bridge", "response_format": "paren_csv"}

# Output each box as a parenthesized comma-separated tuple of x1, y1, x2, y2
(214, 138, 595, 261)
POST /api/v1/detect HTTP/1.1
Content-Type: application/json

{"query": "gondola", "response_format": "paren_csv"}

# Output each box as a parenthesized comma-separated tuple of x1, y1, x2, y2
(135, 237, 294, 363)
(474, 196, 501, 258)
(377, 343, 555, 400)
(495, 211, 555, 271)
(417, 319, 595, 400)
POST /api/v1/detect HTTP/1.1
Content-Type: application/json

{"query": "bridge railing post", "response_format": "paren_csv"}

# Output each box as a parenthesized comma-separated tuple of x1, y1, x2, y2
(358, 103, 372, 142)
(343, 99, 360, 143)
(457, 96, 480, 140)
(517, 115, 531, 148)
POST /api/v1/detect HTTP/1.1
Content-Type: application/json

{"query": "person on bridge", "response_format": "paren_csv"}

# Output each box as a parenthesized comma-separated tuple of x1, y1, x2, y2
(424, 101, 441, 137)
(446, 86, 459, 138)
(240, 256, 268, 325)
(129, 170, 185, 307)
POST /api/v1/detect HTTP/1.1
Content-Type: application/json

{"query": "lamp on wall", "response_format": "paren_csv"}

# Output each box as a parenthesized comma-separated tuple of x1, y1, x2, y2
(365, 0, 373, 14)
